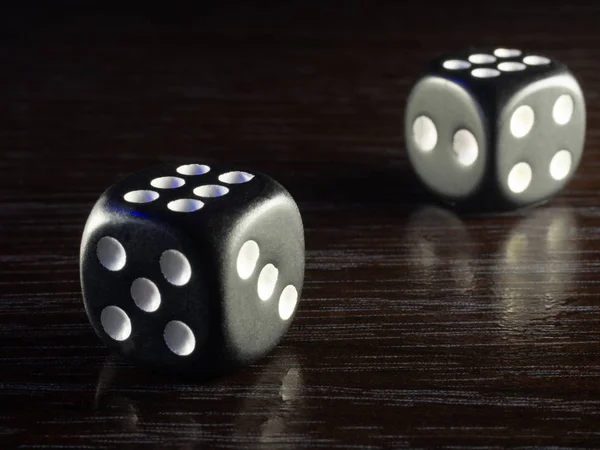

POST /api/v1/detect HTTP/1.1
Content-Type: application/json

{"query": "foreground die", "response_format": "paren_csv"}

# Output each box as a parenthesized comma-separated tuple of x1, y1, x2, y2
(405, 47, 586, 210)
(80, 162, 305, 377)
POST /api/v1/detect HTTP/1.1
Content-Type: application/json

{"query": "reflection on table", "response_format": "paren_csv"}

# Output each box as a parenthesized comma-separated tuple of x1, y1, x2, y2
(93, 348, 304, 448)
(497, 207, 578, 331)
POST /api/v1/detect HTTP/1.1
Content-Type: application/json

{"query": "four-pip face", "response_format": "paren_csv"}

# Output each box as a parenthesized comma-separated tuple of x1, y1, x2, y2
(80, 163, 305, 376)
(405, 47, 586, 210)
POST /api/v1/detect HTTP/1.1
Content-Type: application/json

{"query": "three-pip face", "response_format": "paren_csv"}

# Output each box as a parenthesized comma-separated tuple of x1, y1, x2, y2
(405, 47, 586, 210)
(80, 163, 305, 376)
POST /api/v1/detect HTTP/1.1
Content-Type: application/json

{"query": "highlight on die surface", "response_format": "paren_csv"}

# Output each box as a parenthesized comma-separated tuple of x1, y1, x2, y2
(405, 47, 586, 211)
(79, 162, 305, 377)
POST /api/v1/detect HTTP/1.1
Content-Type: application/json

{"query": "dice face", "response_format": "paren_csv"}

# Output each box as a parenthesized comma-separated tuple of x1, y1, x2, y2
(405, 47, 586, 210)
(82, 216, 212, 370)
(222, 196, 304, 365)
(405, 76, 488, 201)
(497, 73, 585, 205)
(80, 163, 305, 376)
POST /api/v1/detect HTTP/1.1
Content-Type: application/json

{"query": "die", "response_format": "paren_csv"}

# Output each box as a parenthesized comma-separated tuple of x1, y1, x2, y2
(79, 162, 305, 377)
(405, 47, 586, 211)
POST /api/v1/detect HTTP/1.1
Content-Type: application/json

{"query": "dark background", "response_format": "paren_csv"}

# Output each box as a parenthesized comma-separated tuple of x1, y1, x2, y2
(1, 2, 600, 448)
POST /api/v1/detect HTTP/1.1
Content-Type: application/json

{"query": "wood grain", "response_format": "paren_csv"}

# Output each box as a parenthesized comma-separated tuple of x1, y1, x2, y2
(2, 2, 600, 448)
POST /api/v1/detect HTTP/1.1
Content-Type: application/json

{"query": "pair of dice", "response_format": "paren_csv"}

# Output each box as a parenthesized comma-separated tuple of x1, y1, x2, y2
(80, 47, 585, 377)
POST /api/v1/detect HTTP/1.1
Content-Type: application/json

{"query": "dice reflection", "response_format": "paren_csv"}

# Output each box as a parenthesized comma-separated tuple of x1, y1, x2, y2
(93, 348, 304, 448)
(496, 207, 578, 329)
(404, 206, 476, 294)
(403, 205, 578, 329)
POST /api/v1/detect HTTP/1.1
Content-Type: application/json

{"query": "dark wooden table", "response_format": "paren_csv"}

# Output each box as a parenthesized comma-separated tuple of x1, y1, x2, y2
(2, 2, 600, 448)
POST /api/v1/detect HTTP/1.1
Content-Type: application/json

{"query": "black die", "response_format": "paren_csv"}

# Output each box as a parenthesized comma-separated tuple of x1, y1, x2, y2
(405, 47, 586, 210)
(80, 162, 305, 377)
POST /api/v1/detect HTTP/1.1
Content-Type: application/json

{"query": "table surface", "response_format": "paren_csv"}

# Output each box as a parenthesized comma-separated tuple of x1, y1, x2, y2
(2, 2, 600, 448)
